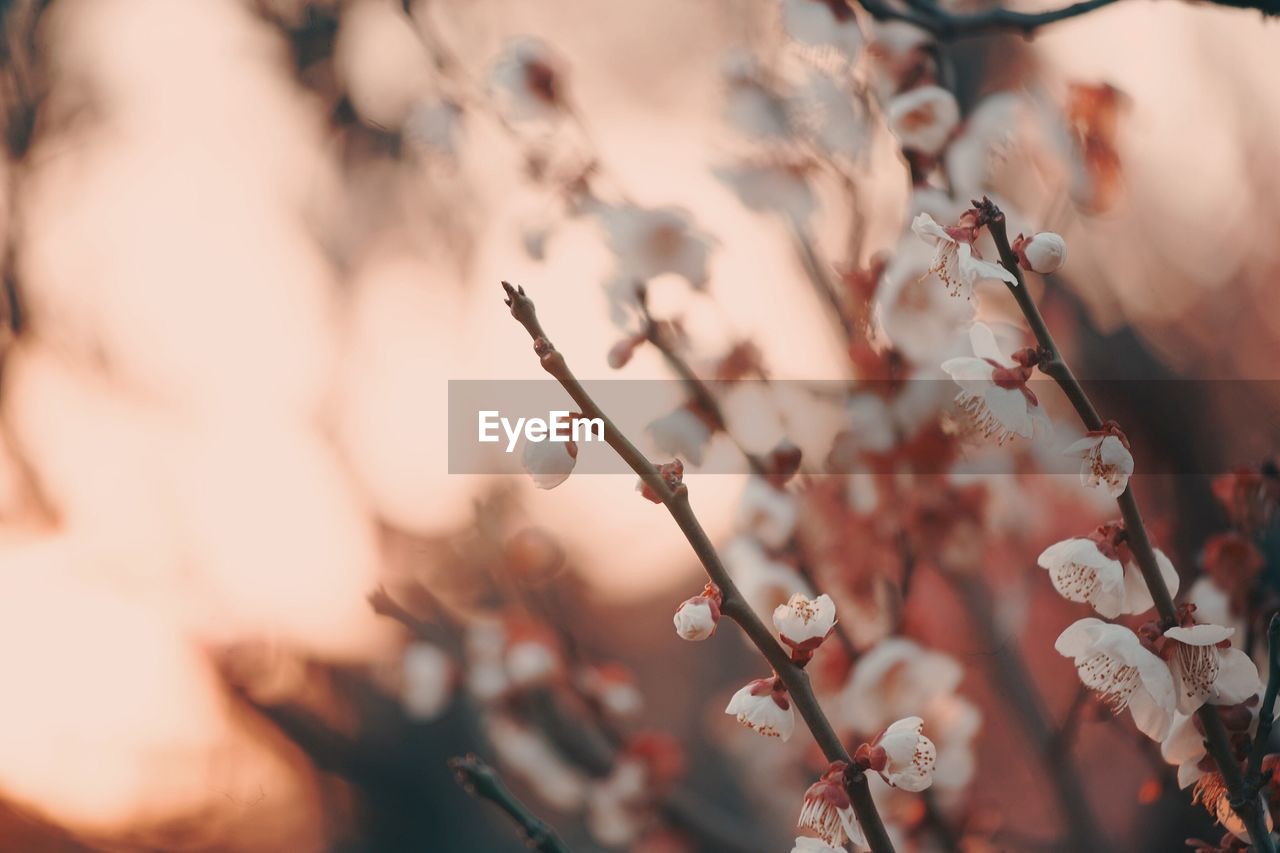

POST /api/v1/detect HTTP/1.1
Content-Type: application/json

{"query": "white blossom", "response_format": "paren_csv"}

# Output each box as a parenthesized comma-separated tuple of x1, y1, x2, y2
(888, 86, 960, 156)
(792, 837, 846, 853)
(726, 677, 795, 740)
(1063, 432, 1133, 498)
(799, 762, 865, 848)
(1055, 617, 1175, 740)
(1159, 623, 1261, 714)
(1037, 531, 1180, 618)
(773, 593, 837, 657)
(941, 322, 1047, 442)
(1161, 712, 1209, 789)
(911, 213, 1017, 299)
(874, 716, 937, 791)
(600, 205, 716, 288)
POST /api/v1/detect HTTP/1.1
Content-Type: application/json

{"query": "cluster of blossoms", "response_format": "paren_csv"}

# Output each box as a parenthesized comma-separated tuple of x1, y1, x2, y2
(390, 2, 1280, 850)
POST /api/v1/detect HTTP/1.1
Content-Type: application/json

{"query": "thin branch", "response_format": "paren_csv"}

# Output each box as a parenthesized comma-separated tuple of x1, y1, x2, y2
(852, 0, 1279, 41)
(449, 754, 573, 853)
(1245, 614, 1280, 788)
(501, 281, 896, 853)
(854, 0, 1122, 40)
(982, 202, 1277, 853)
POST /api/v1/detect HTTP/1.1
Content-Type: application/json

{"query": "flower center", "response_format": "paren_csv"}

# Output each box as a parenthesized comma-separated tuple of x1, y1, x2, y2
(1052, 560, 1101, 601)
(1077, 651, 1140, 712)
(1173, 642, 1220, 701)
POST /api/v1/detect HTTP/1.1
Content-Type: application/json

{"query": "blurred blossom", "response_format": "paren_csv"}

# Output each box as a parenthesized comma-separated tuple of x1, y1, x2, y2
(715, 162, 817, 224)
(887, 86, 960, 156)
(875, 238, 975, 365)
(585, 759, 649, 846)
(795, 71, 869, 161)
(599, 204, 717, 289)
(404, 98, 464, 156)
(488, 36, 566, 122)
(779, 0, 863, 57)
(576, 664, 645, 717)
(647, 406, 714, 466)
(725, 537, 811, 622)
(839, 638, 963, 730)
(737, 476, 800, 549)
(945, 92, 1037, 201)
(401, 642, 455, 721)
(486, 715, 587, 811)
(722, 50, 793, 141)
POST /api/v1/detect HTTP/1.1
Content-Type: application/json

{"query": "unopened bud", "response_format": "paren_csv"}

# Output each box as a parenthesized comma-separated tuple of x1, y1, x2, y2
(1014, 231, 1067, 274)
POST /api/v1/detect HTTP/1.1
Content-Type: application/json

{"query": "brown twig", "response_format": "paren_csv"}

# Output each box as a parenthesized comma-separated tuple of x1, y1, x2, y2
(851, 0, 1278, 41)
(501, 281, 896, 853)
(449, 754, 573, 853)
(1244, 615, 1280, 795)
(981, 200, 1277, 853)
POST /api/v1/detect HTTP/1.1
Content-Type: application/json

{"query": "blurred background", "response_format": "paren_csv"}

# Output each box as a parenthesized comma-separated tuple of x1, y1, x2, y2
(0, 0, 1278, 850)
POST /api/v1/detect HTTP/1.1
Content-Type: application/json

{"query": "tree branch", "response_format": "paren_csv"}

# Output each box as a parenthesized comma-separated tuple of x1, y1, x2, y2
(851, 0, 1277, 42)
(981, 203, 1276, 853)
(501, 280, 896, 853)
(1245, 614, 1280, 790)
(449, 754, 573, 853)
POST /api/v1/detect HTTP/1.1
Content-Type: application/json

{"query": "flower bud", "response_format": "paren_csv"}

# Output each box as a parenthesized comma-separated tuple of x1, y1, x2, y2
(521, 433, 577, 490)
(673, 583, 722, 641)
(1015, 231, 1067, 274)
